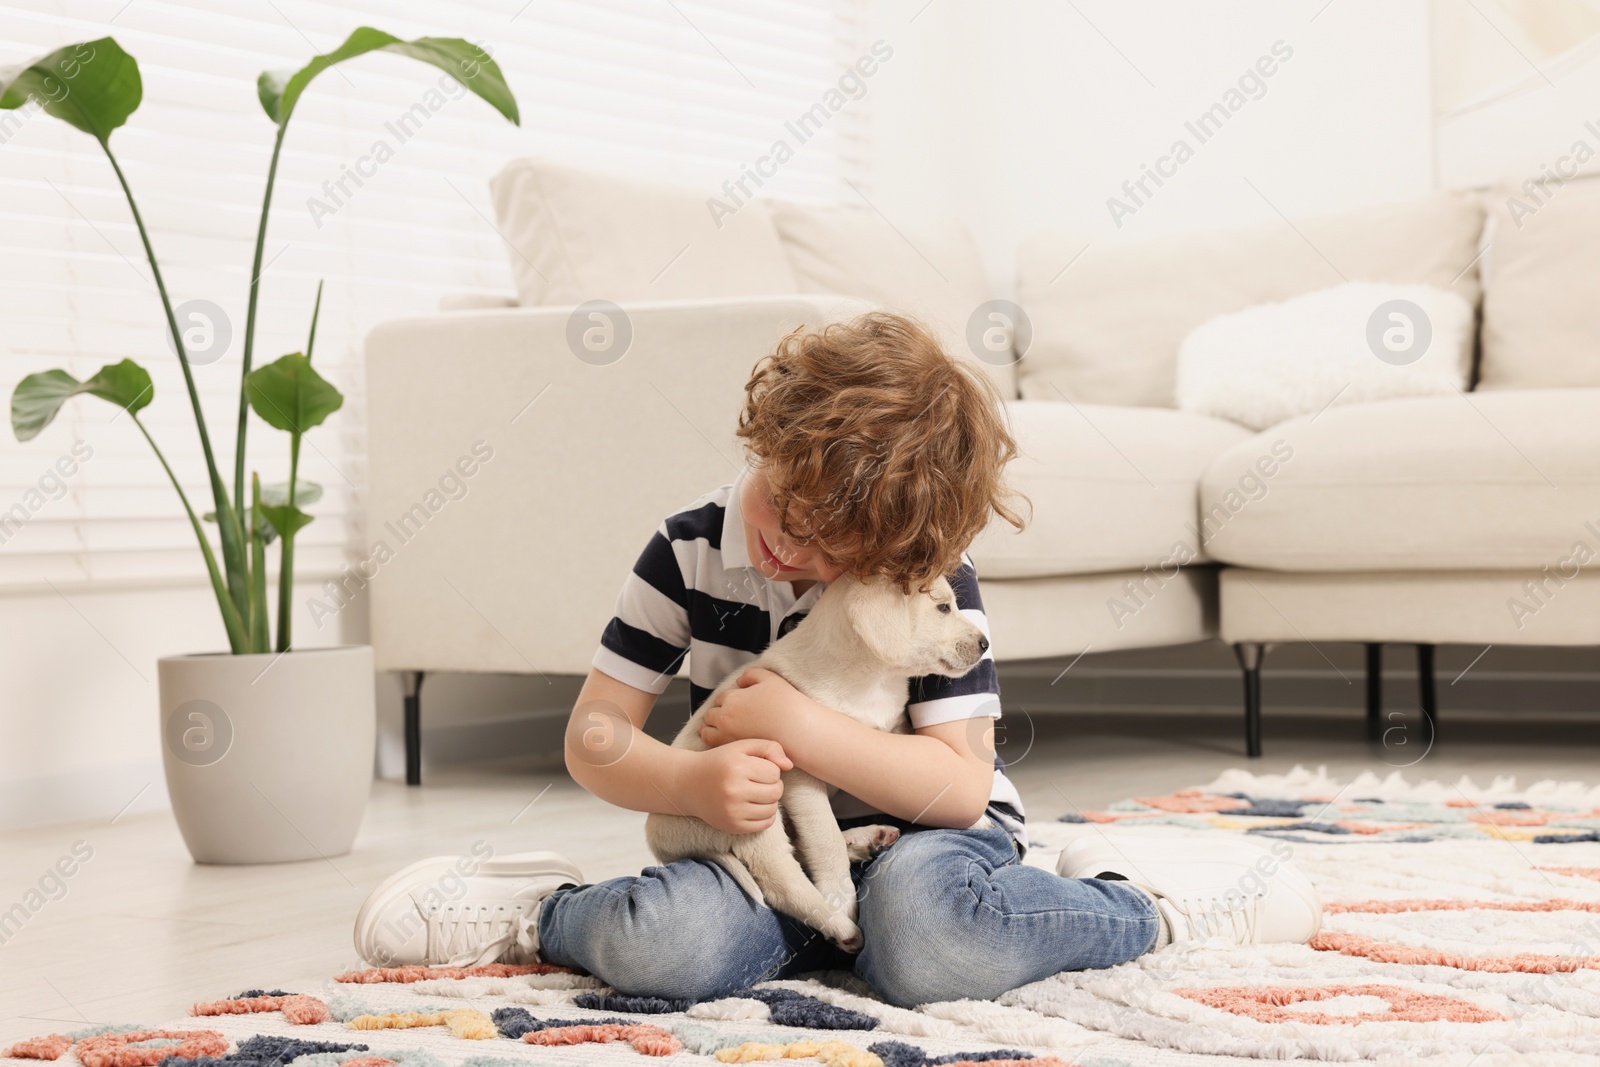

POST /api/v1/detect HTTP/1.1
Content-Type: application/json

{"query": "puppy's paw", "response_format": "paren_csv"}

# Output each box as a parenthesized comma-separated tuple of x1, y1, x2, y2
(825, 919, 864, 954)
(843, 824, 901, 862)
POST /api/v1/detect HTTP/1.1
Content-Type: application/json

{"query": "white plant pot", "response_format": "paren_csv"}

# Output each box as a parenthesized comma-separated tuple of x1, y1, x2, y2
(158, 645, 375, 864)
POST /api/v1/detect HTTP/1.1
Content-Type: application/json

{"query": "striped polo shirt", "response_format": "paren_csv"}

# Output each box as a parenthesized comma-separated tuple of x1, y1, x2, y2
(592, 471, 1028, 854)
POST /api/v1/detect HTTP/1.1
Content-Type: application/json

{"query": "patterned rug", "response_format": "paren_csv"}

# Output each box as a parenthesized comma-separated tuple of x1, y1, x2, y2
(10, 767, 1600, 1067)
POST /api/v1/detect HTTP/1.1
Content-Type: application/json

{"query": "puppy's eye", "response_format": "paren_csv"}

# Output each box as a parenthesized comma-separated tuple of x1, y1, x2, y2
(937, 602, 952, 614)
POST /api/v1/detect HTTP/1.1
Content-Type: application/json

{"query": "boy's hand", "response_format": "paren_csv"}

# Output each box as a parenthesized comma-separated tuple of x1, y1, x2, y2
(701, 668, 816, 752)
(680, 739, 793, 835)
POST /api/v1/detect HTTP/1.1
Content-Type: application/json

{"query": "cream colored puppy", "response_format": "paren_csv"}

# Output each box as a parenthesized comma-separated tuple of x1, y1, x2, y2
(644, 573, 989, 951)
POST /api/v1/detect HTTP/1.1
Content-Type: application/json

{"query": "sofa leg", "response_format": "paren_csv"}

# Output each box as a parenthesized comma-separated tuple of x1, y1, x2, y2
(1233, 643, 1265, 758)
(403, 669, 427, 787)
(1365, 643, 1382, 742)
(1417, 644, 1437, 739)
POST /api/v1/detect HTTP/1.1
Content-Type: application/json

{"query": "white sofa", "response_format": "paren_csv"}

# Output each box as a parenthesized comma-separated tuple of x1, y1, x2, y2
(364, 159, 1600, 780)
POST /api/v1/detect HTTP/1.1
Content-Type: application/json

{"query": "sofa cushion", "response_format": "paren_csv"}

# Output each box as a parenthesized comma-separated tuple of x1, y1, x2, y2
(1176, 281, 1475, 430)
(767, 201, 1017, 398)
(1199, 389, 1600, 571)
(489, 158, 799, 305)
(1016, 191, 1486, 408)
(1220, 568, 1600, 646)
(968, 400, 1253, 578)
(982, 569, 1220, 659)
(1480, 177, 1600, 389)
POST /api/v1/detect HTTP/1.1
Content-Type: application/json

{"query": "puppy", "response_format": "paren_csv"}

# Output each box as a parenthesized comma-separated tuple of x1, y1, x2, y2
(644, 573, 989, 951)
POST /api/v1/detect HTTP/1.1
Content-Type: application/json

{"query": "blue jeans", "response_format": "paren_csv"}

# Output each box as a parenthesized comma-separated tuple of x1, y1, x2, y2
(536, 824, 1158, 1008)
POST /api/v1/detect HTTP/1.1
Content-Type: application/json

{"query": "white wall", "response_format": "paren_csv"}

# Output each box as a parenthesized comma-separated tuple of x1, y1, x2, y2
(863, 0, 1436, 296)
(1431, 0, 1600, 188)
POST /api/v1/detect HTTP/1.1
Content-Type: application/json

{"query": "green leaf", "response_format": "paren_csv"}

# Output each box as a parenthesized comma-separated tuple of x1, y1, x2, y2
(262, 478, 322, 509)
(257, 501, 314, 541)
(203, 480, 320, 545)
(245, 353, 343, 433)
(249, 473, 270, 652)
(12, 360, 152, 441)
(258, 28, 518, 127)
(0, 38, 140, 142)
(203, 502, 267, 531)
(205, 505, 274, 545)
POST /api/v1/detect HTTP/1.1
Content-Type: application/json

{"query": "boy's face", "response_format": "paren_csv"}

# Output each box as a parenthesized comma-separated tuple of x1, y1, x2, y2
(739, 467, 847, 585)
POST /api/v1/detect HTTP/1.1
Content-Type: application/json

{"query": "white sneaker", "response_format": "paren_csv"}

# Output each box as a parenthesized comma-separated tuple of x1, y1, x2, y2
(1057, 834, 1321, 945)
(353, 850, 583, 967)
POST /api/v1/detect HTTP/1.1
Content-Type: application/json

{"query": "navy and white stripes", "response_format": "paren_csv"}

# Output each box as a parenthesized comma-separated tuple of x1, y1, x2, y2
(594, 474, 1027, 852)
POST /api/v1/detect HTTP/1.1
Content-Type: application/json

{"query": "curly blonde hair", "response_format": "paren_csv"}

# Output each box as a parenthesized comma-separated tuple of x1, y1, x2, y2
(736, 312, 1026, 589)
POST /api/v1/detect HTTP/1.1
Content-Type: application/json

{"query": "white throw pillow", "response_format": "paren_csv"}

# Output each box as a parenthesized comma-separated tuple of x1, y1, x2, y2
(1174, 282, 1474, 431)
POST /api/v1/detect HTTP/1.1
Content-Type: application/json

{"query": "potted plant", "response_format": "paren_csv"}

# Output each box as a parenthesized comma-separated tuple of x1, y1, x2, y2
(0, 31, 519, 863)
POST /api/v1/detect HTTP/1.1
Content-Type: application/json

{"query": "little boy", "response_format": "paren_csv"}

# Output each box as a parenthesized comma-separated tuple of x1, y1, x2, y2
(355, 313, 1321, 1007)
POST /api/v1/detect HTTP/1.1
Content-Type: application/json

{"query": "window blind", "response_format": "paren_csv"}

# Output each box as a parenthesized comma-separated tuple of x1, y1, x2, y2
(0, 0, 868, 592)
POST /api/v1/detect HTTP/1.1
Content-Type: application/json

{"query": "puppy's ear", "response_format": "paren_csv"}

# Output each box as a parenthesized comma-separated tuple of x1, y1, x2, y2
(846, 579, 914, 668)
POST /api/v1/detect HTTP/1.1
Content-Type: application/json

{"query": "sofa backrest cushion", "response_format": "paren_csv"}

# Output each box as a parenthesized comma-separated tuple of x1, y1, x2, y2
(1479, 176, 1600, 389)
(1015, 191, 1487, 408)
(489, 158, 799, 305)
(767, 200, 1018, 398)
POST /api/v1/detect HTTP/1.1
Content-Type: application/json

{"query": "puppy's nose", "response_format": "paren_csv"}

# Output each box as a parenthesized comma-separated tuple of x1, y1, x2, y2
(978, 635, 989, 654)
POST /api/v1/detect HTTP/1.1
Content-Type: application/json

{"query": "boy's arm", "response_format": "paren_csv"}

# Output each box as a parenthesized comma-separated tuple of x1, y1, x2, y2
(565, 667, 797, 833)
(573, 512, 796, 834)
(563, 667, 683, 816)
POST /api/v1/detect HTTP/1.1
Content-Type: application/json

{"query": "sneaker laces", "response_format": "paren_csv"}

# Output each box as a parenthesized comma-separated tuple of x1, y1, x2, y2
(1170, 889, 1265, 943)
(425, 901, 542, 966)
